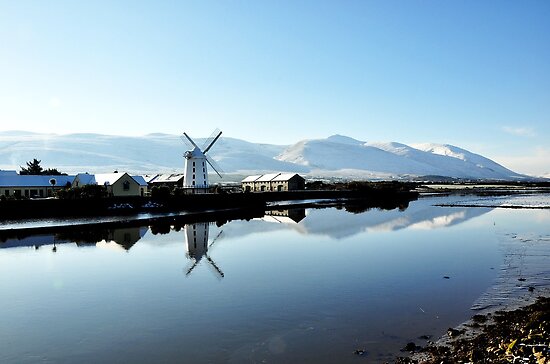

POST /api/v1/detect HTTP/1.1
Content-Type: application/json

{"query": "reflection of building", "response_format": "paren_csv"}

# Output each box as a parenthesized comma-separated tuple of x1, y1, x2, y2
(242, 173, 305, 192)
(0, 234, 65, 249)
(185, 222, 224, 278)
(185, 222, 209, 258)
(0, 226, 148, 251)
(264, 208, 306, 223)
(108, 227, 147, 250)
(73, 172, 148, 197)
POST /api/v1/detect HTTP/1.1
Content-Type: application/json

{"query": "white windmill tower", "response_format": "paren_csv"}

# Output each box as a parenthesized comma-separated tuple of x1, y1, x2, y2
(181, 129, 223, 194)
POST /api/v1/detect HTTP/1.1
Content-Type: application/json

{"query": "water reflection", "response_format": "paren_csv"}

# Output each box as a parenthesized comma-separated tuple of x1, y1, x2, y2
(184, 222, 225, 278)
(2, 196, 547, 364)
(219, 198, 493, 240)
(0, 198, 493, 252)
(0, 226, 148, 251)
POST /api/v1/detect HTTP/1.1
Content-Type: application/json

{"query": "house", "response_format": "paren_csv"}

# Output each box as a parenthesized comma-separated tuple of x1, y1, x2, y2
(241, 173, 305, 192)
(147, 173, 185, 189)
(0, 170, 75, 198)
(73, 172, 148, 197)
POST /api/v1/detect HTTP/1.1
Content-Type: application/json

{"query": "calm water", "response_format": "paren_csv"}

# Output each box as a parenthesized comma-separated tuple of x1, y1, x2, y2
(1, 195, 549, 363)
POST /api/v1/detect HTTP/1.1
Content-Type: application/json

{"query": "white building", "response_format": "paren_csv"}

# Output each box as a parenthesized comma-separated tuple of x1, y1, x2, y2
(241, 173, 306, 192)
(183, 148, 209, 193)
(0, 170, 75, 198)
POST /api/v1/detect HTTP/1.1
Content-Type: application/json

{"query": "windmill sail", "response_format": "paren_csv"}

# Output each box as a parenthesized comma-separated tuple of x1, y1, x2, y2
(202, 129, 222, 153)
(181, 132, 199, 150)
(206, 155, 223, 178)
(205, 256, 224, 278)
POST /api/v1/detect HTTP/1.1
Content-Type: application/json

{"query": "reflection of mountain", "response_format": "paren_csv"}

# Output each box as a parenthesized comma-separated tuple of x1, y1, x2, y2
(302, 203, 489, 239)
(0, 227, 148, 251)
(220, 197, 493, 240)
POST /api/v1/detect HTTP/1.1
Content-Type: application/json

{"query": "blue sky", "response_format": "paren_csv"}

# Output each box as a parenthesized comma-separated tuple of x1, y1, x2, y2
(1, 1, 549, 175)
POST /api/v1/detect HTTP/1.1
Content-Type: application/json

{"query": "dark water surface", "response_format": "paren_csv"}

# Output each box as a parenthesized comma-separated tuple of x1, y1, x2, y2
(1, 195, 549, 363)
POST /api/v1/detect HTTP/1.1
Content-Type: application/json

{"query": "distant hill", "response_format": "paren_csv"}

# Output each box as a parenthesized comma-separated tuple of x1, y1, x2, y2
(0, 131, 533, 181)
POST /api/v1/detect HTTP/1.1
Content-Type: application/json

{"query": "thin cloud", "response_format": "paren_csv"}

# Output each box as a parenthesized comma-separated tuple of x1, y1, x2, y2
(502, 126, 535, 137)
(494, 146, 550, 177)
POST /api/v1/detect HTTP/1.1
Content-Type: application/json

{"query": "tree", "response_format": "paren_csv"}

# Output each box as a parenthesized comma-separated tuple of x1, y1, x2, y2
(19, 159, 66, 175)
(20, 158, 43, 175)
(43, 168, 65, 176)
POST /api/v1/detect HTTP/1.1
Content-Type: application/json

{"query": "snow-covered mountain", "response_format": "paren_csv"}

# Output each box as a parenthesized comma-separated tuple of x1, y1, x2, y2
(0, 131, 531, 180)
(276, 135, 527, 180)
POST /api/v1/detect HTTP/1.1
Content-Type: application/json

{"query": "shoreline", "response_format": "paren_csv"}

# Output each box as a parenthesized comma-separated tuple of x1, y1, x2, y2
(393, 294, 550, 363)
(391, 194, 550, 363)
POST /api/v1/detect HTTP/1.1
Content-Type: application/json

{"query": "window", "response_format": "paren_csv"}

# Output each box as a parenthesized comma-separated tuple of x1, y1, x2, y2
(193, 167, 195, 173)
(203, 174, 206, 179)
(193, 162, 195, 166)
(123, 180, 130, 191)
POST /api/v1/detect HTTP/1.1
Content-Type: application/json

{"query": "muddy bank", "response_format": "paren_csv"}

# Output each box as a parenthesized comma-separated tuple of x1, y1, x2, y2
(393, 296, 549, 363)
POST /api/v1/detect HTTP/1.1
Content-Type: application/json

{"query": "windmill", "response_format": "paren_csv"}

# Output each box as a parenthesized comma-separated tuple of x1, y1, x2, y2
(184, 223, 224, 279)
(181, 129, 223, 193)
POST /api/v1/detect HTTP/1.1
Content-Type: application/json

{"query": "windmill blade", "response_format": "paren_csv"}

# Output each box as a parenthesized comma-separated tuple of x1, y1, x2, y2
(181, 133, 199, 150)
(205, 255, 225, 278)
(206, 155, 224, 178)
(203, 129, 222, 154)
(208, 230, 224, 249)
(185, 259, 199, 276)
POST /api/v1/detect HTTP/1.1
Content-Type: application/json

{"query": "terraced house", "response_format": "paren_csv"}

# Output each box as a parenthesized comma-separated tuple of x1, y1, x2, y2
(241, 173, 305, 192)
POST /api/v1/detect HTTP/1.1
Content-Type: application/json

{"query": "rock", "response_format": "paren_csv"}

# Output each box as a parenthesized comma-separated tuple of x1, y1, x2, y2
(447, 328, 464, 338)
(472, 314, 487, 323)
(402, 342, 421, 352)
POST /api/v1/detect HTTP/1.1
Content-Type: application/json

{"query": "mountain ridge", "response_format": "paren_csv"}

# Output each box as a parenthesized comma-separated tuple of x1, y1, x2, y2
(0, 130, 535, 181)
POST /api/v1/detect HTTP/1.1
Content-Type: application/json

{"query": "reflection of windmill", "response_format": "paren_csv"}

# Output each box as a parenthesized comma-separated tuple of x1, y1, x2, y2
(185, 223, 224, 278)
(181, 129, 223, 193)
